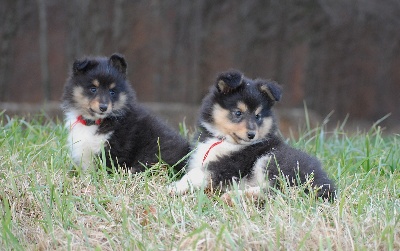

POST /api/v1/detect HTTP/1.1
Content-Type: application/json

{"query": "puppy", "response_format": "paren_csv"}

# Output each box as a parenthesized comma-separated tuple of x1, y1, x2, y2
(169, 70, 335, 201)
(62, 53, 190, 172)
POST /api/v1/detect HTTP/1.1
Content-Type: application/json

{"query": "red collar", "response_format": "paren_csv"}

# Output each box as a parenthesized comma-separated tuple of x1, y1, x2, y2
(70, 115, 102, 129)
(202, 138, 224, 165)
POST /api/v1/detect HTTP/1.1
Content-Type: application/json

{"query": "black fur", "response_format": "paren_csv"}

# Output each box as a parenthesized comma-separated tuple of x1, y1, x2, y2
(62, 53, 190, 172)
(197, 70, 336, 201)
(216, 70, 243, 93)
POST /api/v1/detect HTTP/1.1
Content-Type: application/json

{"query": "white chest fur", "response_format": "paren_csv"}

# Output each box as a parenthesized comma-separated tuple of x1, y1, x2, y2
(169, 138, 245, 194)
(188, 138, 244, 171)
(65, 111, 113, 170)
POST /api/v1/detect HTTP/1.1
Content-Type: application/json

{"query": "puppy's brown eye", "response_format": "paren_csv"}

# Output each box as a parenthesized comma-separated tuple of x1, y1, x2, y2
(255, 114, 262, 121)
(90, 87, 97, 93)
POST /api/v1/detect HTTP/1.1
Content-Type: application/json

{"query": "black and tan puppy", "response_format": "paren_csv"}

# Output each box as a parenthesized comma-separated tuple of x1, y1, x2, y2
(62, 53, 190, 172)
(169, 70, 335, 201)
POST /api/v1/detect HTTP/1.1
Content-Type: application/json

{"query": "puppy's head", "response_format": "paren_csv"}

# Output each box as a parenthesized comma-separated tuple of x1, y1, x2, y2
(62, 54, 134, 120)
(201, 70, 282, 145)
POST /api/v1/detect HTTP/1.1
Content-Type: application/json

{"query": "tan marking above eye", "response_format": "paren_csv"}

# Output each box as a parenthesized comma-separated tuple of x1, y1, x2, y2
(110, 83, 116, 89)
(255, 106, 262, 115)
(237, 102, 248, 112)
(92, 79, 100, 87)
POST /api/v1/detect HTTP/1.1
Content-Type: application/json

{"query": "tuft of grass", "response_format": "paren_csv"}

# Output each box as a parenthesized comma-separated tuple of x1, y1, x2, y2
(0, 113, 399, 250)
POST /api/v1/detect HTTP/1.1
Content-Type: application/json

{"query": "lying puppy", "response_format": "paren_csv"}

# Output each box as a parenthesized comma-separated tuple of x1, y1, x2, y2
(169, 70, 335, 201)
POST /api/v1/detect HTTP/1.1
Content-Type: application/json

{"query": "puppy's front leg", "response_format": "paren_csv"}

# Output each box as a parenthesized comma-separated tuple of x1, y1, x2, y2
(221, 186, 263, 206)
(168, 167, 208, 194)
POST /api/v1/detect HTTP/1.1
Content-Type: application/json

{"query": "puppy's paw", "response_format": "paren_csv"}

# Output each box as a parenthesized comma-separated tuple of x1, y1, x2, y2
(221, 192, 235, 207)
(167, 180, 190, 195)
(243, 186, 262, 200)
(221, 187, 263, 206)
(221, 190, 245, 206)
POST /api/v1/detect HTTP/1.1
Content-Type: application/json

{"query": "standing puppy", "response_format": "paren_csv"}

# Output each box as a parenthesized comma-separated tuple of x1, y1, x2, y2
(169, 70, 335, 201)
(62, 54, 190, 172)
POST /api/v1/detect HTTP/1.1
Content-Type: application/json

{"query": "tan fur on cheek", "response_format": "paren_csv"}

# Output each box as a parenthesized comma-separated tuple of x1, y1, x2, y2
(73, 86, 90, 109)
(229, 122, 248, 141)
(89, 99, 100, 112)
(213, 104, 248, 140)
(258, 117, 273, 138)
(113, 93, 128, 110)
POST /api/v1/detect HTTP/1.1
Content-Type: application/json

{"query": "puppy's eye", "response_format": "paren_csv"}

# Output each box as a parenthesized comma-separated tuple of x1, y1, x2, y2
(234, 111, 242, 117)
(90, 87, 97, 93)
(255, 114, 262, 121)
(109, 89, 116, 96)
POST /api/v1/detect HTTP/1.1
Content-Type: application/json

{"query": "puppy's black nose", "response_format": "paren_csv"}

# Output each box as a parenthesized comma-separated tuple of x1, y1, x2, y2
(247, 131, 256, 140)
(99, 104, 108, 112)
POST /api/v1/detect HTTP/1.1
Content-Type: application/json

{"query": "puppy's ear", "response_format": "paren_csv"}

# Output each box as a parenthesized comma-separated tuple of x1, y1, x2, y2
(258, 80, 282, 103)
(72, 59, 98, 75)
(109, 53, 127, 74)
(216, 70, 243, 93)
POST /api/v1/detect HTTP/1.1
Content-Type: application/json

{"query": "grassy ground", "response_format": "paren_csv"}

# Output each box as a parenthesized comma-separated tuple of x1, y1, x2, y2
(0, 112, 399, 250)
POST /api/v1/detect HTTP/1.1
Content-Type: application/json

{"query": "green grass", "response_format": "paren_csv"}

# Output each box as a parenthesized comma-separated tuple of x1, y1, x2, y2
(0, 112, 399, 250)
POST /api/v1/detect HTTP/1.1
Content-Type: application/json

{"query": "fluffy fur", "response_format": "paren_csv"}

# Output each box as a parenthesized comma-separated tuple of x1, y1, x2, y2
(62, 53, 190, 172)
(169, 70, 336, 201)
